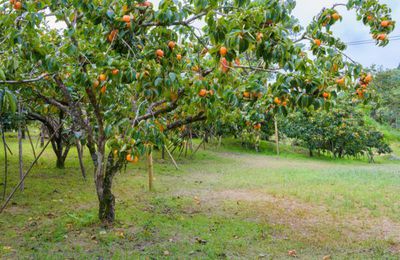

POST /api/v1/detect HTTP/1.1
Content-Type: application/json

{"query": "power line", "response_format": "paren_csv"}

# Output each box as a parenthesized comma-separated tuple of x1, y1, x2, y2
(345, 35, 400, 46)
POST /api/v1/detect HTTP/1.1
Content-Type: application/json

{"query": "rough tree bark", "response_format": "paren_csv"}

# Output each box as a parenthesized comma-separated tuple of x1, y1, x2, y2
(96, 151, 123, 224)
(27, 111, 71, 169)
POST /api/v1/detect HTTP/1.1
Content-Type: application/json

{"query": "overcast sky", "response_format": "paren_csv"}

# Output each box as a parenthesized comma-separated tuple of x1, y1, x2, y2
(292, 0, 400, 69)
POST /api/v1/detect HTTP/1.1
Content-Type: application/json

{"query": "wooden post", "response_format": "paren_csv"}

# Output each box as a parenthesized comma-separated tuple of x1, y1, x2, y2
(18, 100, 24, 191)
(147, 150, 154, 191)
(189, 127, 193, 151)
(0, 123, 62, 213)
(164, 145, 179, 170)
(218, 135, 222, 149)
(274, 116, 280, 156)
(40, 124, 45, 147)
(191, 139, 204, 158)
(25, 126, 37, 160)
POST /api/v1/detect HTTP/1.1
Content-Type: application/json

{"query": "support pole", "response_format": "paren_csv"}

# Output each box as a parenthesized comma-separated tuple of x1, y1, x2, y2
(17, 100, 24, 191)
(0, 123, 62, 214)
(25, 126, 37, 160)
(164, 145, 179, 170)
(274, 116, 280, 156)
(147, 150, 154, 191)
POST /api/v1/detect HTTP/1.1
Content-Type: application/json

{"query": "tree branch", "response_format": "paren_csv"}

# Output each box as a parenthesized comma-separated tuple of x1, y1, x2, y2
(166, 112, 206, 131)
(141, 11, 207, 27)
(133, 89, 184, 126)
(0, 73, 50, 85)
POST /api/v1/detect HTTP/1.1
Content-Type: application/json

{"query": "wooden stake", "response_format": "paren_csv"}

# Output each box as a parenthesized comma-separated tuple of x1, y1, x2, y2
(147, 151, 154, 191)
(25, 126, 37, 160)
(274, 116, 280, 156)
(0, 122, 62, 213)
(164, 145, 179, 170)
(17, 100, 24, 191)
(191, 139, 204, 158)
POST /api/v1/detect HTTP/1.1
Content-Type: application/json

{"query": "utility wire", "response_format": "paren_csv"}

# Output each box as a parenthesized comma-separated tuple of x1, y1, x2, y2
(345, 35, 400, 46)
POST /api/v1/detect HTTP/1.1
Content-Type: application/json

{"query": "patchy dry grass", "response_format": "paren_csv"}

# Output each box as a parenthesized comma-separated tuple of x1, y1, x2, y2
(0, 136, 399, 259)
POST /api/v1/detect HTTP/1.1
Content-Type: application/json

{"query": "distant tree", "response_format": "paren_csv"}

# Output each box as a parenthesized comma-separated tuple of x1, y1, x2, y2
(282, 107, 392, 161)
(369, 68, 400, 128)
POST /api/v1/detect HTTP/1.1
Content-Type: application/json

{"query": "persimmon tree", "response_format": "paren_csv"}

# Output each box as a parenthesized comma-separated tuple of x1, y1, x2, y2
(0, 0, 395, 223)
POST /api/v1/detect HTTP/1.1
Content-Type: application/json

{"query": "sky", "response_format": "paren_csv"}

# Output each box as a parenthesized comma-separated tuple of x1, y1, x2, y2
(292, 0, 400, 69)
(48, 0, 399, 69)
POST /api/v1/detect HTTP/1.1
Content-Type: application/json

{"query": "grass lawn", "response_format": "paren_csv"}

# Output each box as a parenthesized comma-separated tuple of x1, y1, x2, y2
(0, 135, 399, 259)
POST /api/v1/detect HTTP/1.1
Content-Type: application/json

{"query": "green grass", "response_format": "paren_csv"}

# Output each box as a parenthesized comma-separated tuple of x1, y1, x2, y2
(0, 133, 400, 259)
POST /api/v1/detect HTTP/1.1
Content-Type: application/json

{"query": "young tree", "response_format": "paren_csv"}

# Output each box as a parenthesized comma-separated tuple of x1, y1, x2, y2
(0, 0, 395, 223)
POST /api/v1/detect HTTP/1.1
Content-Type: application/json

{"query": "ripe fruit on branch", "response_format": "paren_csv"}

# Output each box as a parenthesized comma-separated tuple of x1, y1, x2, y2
(274, 97, 281, 105)
(243, 91, 250, 98)
(108, 29, 118, 42)
(219, 46, 227, 56)
(376, 33, 387, 40)
(253, 123, 261, 130)
(367, 15, 373, 21)
(168, 41, 176, 49)
(381, 20, 390, 27)
(364, 73, 373, 83)
(126, 154, 139, 163)
(235, 58, 240, 66)
(156, 49, 164, 57)
(314, 39, 321, 46)
(99, 74, 107, 81)
(332, 12, 340, 21)
(336, 77, 345, 86)
(199, 89, 207, 97)
(192, 65, 200, 72)
(101, 85, 107, 94)
(93, 80, 100, 88)
(220, 57, 229, 73)
(122, 15, 130, 23)
(256, 32, 263, 42)
(282, 101, 287, 106)
(112, 69, 119, 75)
(176, 54, 182, 61)
(208, 89, 214, 96)
(322, 92, 330, 98)
(13, 1, 22, 10)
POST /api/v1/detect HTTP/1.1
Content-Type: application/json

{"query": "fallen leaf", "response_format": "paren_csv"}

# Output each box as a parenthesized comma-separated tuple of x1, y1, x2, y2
(288, 250, 297, 257)
(116, 231, 125, 238)
(323, 255, 331, 260)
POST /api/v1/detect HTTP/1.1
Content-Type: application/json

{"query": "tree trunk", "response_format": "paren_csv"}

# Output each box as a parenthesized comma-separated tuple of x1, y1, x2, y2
(56, 156, 66, 169)
(97, 152, 121, 224)
(76, 139, 86, 180)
